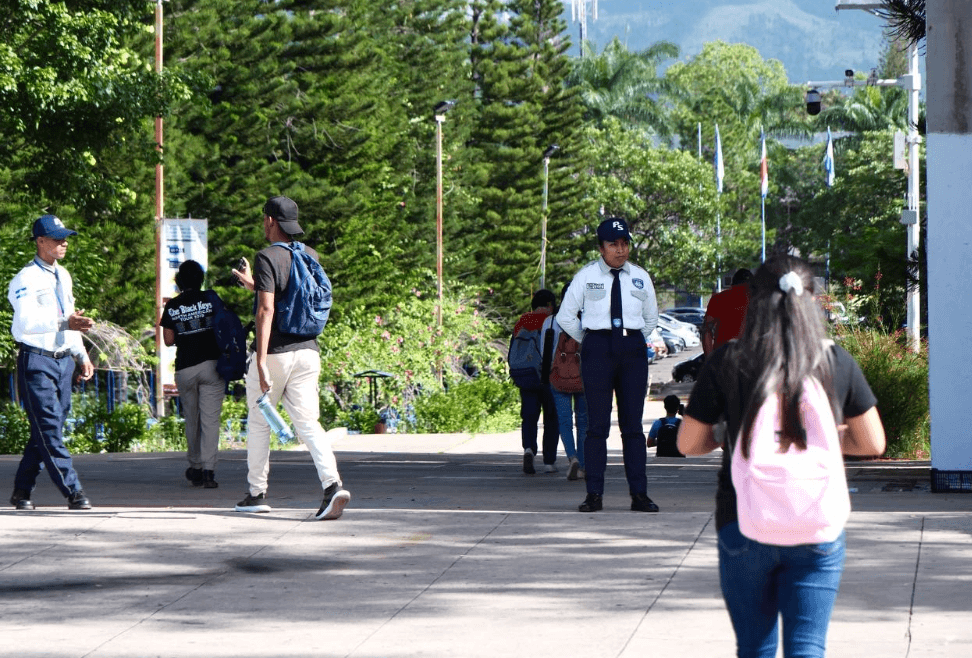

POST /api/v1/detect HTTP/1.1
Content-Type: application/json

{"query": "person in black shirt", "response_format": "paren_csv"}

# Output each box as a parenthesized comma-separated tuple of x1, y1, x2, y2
(160, 260, 226, 489)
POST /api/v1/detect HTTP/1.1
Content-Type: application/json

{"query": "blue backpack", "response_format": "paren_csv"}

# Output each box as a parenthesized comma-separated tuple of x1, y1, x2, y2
(273, 241, 332, 338)
(207, 291, 248, 381)
(508, 326, 544, 389)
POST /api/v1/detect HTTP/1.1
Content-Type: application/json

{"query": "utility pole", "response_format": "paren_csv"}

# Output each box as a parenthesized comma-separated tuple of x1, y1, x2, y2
(154, 0, 165, 417)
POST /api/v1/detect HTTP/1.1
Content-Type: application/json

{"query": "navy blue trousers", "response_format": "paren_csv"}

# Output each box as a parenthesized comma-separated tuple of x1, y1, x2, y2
(519, 384, 560, 465)
(14, 350, 82, 497)
(581, 332, 648, 497)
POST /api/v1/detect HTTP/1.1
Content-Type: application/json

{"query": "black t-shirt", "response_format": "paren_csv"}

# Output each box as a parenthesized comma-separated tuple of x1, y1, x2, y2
(685, 341, 877, 531)
(160, 289, 221, 371)
(252, 242, 320, 354)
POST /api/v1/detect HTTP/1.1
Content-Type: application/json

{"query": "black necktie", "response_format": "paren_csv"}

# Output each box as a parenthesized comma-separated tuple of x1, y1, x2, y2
(610, 268, 623, 355)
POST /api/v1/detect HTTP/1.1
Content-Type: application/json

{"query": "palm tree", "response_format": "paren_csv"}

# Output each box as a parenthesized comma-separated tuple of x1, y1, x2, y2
(875, 1, 925, 47)
(565, 38, 679, 139)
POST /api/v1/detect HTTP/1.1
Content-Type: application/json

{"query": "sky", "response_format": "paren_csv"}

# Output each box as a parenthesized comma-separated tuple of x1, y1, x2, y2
(561, 0, 899, 84)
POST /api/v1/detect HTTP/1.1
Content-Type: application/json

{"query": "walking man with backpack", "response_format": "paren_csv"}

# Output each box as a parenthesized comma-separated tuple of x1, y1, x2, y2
(231, 196, 350, 519)
(508, 289, 560, 474)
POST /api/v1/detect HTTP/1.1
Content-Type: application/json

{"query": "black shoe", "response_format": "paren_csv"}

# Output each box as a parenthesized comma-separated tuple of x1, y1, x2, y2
(522, 449, 536, 475)
(578, 493, 603, 512)
(235, 492, 271, 513)
(185, 467, 204, 486)
(316, 482, 350, 520)
(67, 491, 92, 510)
(631, 493, 660, 513)
(202, 470, 218, 489)
(10, 489, 34, 511)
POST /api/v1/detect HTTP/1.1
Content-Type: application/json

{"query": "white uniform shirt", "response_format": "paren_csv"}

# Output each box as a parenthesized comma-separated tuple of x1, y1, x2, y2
(556, 257, 658, 344)
(8, 257, 88, 362)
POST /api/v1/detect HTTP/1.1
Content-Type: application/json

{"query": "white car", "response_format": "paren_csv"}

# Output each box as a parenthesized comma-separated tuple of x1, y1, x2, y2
(658, 315, 700, 347)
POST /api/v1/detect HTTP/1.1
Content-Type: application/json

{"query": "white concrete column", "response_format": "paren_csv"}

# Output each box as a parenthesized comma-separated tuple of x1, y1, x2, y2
(926, 0, 972, 489)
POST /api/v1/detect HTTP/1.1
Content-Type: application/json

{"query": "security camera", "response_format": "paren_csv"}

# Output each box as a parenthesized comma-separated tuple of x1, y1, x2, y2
(806, 89, 822, 116)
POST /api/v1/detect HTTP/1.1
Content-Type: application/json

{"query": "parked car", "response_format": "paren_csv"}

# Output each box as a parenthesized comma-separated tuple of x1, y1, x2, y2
(659, 328, 685, 355)
(663, 307, 706, 330)
(648, 328, 668, 359)
(672, 353, 705, 383)
(658, 316, 700, 348)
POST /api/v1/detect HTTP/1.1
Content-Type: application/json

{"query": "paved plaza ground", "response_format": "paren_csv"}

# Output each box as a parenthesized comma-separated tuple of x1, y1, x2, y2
(2, 380, 971, 657)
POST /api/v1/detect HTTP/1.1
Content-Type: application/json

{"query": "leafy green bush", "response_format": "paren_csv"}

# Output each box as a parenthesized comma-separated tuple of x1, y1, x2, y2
(319, 289, 511, 433)
(837, 327, 929, 459)
(0, 402, 30, 455)
(67, 397, 148, 453)
(138, 414, 188, 453)
(410, 377, 519, 434)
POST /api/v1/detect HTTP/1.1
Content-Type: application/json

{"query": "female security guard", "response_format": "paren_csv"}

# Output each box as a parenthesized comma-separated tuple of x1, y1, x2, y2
(556, 217, 660, 513)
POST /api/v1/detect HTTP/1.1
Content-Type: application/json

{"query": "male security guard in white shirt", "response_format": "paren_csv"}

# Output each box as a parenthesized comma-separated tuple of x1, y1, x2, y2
(557, 217, 660, 513)
(8, 215, 95, 511)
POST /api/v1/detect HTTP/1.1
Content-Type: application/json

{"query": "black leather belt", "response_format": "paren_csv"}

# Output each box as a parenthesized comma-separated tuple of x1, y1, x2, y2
(589, 329, 641, 337)
(18, 343, 70, 359)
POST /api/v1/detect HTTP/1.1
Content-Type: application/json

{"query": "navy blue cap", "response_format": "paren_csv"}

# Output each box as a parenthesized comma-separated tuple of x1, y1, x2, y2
(597, 217, 631, 243)
(32, 215, 78, 240)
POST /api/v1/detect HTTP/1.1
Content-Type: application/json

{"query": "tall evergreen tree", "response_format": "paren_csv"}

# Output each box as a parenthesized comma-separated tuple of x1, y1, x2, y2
(468, 0, 589, 313)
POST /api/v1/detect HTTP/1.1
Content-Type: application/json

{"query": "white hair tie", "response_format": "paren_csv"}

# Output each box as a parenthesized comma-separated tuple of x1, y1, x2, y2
(779, 271, 804, 296)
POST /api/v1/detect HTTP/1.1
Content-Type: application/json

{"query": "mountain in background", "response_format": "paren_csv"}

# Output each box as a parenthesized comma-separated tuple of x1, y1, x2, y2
(563, 0, 892, 84)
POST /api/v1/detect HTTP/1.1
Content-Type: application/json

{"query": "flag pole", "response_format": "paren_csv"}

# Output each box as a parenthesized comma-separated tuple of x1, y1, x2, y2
(714, 124, 724, 292)
(761, 197, 766, 263)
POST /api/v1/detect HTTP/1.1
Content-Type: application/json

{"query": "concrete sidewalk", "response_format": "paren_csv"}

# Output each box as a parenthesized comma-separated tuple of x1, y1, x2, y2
(2, 420, 971, 658)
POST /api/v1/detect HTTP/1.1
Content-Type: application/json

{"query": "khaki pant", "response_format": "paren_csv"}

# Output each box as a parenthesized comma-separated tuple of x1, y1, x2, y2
(244, 349, 341, 496)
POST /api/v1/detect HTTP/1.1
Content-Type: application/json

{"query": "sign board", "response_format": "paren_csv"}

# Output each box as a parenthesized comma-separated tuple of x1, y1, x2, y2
(159, 218, 208, 388)
(893, 131, 907, 170)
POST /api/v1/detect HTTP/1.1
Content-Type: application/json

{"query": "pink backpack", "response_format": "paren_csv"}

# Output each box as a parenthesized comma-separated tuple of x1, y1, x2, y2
(731, 377, 850, 546)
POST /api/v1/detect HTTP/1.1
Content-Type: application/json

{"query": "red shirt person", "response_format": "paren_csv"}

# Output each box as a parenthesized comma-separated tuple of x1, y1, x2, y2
(702, 268, 752, 356)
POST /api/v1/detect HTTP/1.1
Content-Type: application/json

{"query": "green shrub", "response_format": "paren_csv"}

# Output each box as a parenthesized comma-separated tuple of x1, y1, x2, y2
(67, 397, 148, 453)
(410, 377, 519, 434)
(837, 328, 930, 459)
(318, 290, 510, 431)
(0, 402, 30, 455)
(139, 414, 188, 452)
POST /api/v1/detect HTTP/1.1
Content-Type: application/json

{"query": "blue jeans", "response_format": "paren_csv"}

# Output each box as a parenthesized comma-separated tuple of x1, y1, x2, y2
(718, 522, 846, 658)
(551, 388, 587, 467)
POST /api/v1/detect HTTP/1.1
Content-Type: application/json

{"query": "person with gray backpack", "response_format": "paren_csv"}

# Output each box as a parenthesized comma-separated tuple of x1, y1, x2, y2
(231, 196, 349, 520)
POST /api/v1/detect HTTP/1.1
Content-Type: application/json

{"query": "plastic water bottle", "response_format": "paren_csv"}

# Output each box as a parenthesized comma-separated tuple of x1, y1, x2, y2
(256, 392, 295, 442)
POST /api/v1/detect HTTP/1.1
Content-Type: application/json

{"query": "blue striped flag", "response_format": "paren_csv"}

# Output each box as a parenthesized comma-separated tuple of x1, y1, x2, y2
(714, 124, 724, 194)
(823, 127, 835, 187)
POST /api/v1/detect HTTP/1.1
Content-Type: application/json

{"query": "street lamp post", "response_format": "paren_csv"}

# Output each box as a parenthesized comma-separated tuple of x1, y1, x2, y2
(433, 100, 455, 328)
(833, 0, 921, 350)
(540, 144, 559, 290)
(154, 0, 166, 417)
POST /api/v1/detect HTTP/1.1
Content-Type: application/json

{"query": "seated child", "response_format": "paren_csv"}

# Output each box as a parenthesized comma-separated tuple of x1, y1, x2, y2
(648, 394, 685, 458)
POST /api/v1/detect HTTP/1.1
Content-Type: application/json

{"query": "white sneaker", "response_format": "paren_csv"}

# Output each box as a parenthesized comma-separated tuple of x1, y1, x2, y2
(566, 457, 580, 481)
(543, 463, 557, 473)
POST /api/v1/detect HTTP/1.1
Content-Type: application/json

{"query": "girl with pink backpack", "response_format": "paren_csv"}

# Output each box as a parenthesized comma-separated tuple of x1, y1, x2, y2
(677, 255, 886, 658)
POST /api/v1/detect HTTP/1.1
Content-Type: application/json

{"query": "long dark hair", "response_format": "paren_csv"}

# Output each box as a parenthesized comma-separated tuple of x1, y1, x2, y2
(731, 255, 836, 458)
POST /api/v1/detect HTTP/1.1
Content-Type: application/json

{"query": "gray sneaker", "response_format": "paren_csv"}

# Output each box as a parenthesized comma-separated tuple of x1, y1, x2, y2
(235, 492, 271, 513)
(522, 449, 536, 475)
(566, 458, 580, 481)
(316, 482, 350, 520)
